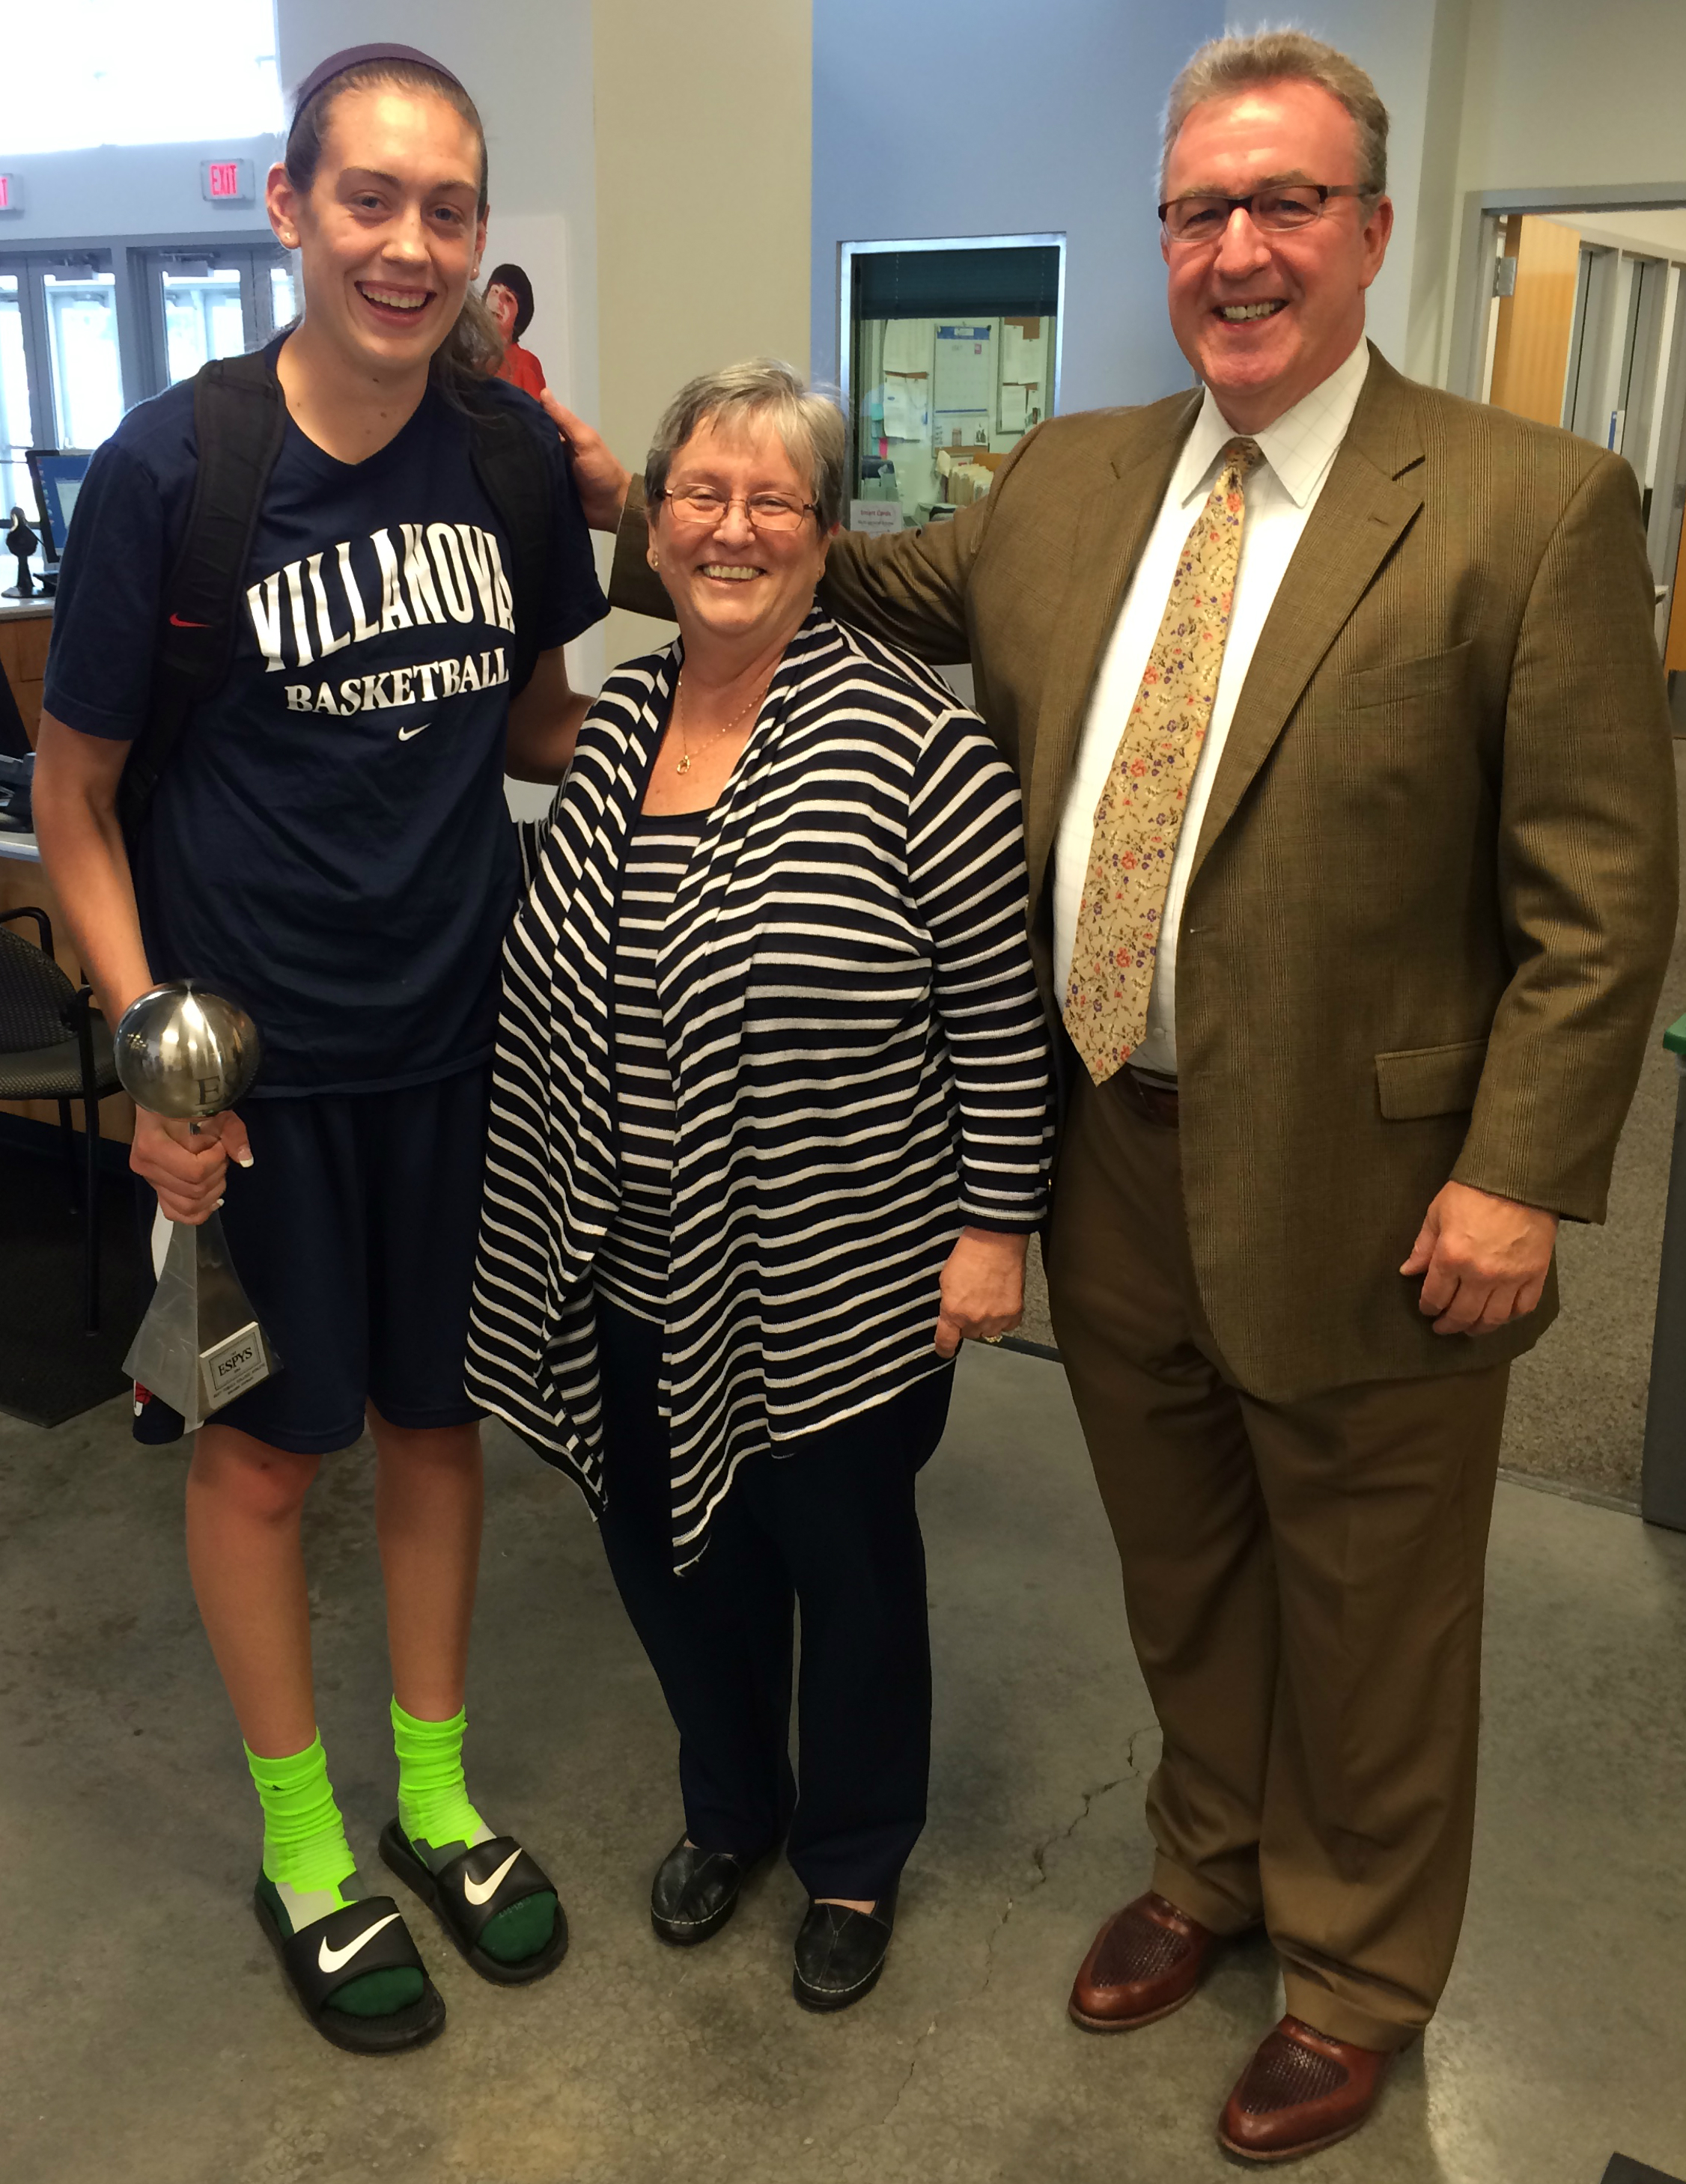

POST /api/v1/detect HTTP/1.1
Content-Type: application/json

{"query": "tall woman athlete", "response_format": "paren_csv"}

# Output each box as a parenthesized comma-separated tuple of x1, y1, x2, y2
(34, 46, 605, 2053)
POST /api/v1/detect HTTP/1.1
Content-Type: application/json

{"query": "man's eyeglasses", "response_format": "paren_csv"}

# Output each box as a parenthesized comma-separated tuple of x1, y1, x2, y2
(660, 485, 818, 533)
(1159, 184, 1375, 245)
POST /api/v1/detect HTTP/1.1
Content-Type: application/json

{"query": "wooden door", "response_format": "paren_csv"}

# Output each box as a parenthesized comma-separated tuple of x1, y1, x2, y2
(1489, 216, 1582, 426)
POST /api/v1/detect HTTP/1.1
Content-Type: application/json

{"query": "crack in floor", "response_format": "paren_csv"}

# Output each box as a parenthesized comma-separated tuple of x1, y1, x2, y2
(882, 2013, 942, 2123)
(981, 1721, 1160, 1992)
(877, 1726, 1161, 2125)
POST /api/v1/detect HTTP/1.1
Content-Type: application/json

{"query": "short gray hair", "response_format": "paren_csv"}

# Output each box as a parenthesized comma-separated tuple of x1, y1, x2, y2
(1160, 28, 1389, 200)
(645, 359, 847, 531)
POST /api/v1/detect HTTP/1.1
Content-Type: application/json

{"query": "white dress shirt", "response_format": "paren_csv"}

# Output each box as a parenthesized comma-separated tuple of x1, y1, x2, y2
(1053, 338, 1372, 1078)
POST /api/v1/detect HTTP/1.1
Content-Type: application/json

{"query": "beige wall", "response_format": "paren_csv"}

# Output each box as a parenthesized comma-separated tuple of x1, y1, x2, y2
(592, 0, 812, 665)
(1455, 0, 1686, 198)
(1417, 0, 1686, 383)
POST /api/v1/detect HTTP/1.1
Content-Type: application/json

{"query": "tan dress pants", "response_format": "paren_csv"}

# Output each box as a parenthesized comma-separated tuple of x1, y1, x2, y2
(1044, 1066, 1511, 2051)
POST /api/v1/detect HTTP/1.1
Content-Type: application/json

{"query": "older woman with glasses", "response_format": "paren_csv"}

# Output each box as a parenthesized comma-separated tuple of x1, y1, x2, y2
(468, 359, 1050, 2010)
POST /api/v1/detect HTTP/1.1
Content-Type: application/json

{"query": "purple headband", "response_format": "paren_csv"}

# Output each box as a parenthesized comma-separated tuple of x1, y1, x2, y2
(290, 42, 466, 129)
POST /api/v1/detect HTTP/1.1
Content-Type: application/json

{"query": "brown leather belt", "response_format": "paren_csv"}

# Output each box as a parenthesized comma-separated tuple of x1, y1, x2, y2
(1113, 1067, 1181, 1129)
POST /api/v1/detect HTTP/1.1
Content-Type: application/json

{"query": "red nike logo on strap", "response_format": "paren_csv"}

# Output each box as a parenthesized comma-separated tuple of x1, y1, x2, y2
(169, 613, 210, 627)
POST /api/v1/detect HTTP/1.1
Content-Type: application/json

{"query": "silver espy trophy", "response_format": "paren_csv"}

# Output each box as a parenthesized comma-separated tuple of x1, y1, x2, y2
(114, 983, 278, 1428)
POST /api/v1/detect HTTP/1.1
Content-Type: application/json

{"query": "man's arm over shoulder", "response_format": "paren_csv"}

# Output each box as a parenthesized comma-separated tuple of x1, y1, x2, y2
(1455, 445, 1678, 1221)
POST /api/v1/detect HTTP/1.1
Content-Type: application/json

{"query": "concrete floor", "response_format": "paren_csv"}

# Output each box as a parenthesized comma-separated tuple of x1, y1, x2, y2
(4, 1346, 1685, 2184)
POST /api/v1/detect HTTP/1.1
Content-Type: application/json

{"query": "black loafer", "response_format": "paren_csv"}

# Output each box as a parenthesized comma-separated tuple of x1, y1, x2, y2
(651, 1837, 758, 1947)
(791, 1891, 897, 2012)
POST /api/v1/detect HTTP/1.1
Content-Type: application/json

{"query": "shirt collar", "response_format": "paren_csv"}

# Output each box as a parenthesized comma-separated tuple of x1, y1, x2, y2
(1173, 338, 1372, 510)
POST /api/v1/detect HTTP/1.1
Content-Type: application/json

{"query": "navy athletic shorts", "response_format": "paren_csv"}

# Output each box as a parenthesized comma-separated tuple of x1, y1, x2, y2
(142, 1064, 493, 1456)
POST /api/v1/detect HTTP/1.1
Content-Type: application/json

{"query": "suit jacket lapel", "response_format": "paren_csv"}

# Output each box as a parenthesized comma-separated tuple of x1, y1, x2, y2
(1188, 353, 1425, 880)
(1025, 396, 1199, 904)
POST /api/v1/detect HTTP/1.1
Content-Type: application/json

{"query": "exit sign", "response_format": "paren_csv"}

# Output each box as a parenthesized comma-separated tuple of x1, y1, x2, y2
(201, 159, 253, 205)
(0, 173, 21, 215)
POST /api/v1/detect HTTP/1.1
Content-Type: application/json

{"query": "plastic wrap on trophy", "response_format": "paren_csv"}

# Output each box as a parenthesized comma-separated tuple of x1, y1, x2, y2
(114, 983, 279, 1430)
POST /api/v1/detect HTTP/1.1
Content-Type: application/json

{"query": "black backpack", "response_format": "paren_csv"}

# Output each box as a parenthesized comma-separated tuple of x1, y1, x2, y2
(116, 350, 553, 840)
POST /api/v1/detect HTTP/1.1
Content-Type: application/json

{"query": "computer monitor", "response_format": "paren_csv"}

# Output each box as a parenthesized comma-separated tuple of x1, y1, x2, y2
(25, 448, 93, 567)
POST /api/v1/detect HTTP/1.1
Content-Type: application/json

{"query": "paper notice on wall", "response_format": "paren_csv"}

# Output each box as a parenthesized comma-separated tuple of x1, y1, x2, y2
(934, 323, 995, 414)
(999, 383, 1028, 433)
(882, 320, 930, 374)
(1002, 321, 1035, 381)
(849, 500, 904, 534)
(882, 373, 929, 441)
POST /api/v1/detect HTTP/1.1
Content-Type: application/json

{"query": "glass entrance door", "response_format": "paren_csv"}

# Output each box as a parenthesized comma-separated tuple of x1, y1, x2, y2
(141, 246, 301, 388)
(0, 273, 34, 520)
(160, 263, 248, 381)
(43, 268, 123, 449)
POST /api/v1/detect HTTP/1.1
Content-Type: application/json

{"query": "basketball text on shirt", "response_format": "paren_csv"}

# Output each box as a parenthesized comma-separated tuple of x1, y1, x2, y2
(284, 647, 509, 714)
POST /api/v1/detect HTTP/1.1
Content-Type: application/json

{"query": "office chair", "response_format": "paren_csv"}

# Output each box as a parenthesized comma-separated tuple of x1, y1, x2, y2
(0, 906, 124, 1332)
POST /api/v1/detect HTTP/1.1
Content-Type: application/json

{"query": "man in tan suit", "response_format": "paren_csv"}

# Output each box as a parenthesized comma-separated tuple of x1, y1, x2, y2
(554, 27, 1676, 2162)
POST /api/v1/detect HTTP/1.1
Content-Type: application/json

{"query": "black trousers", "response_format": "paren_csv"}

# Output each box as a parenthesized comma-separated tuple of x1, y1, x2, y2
(594, 1299, 952, 1903)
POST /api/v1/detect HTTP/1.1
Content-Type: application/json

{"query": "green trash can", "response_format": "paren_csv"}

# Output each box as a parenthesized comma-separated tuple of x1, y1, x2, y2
(1641, 1012, 1686, 1529)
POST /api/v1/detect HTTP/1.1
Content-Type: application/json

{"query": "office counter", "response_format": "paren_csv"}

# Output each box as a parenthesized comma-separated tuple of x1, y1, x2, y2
(0, 600, 52, 746)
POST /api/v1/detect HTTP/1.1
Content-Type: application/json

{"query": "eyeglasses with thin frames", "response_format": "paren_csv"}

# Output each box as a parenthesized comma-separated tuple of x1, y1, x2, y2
(660, 485, 820, 533)
(1158, 183, 1375, 245)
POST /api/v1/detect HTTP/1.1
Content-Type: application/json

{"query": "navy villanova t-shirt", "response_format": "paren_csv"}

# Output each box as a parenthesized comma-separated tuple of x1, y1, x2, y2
(43, 341, 606, 1094)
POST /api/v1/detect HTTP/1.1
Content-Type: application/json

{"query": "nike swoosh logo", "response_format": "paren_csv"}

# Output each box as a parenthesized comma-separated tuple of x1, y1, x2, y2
(397, 720, 432, 742)
(168, 613, 211, 628)
(317, 1911, 401, 1973)
(463, 1849, 521, 1906)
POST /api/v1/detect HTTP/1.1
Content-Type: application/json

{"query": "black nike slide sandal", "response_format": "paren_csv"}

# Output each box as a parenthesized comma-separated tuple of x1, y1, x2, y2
(380, 1822, 569, 1986)
(253, 1885, 445, 2055)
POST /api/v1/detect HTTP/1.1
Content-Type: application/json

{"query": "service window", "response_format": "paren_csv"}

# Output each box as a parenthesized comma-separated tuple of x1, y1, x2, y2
(840, 236, 1064, 534)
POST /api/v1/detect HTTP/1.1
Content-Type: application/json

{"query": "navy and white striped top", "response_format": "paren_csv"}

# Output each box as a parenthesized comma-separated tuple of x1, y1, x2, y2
(467, 608, 1052, 1568)
(597, 812, 707, 1320)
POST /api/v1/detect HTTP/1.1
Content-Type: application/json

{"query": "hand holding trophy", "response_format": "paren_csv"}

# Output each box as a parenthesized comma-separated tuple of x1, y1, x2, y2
(114, 982, 279, 1429)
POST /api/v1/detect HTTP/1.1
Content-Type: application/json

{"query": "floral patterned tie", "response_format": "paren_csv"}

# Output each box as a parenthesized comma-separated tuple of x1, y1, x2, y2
(1062, 436, 1262, 1086)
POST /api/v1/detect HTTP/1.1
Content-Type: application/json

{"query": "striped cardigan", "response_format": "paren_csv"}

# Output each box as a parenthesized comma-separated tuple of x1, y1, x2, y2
(466, 607, 1052, 1564)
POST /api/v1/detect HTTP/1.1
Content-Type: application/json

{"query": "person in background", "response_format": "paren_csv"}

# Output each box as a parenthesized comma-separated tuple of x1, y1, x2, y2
(467, 359, 1050, 2013)
(552, 29, 1676, 2160)
(32, 44, 605, 2055)
(486, 262, 547, 397)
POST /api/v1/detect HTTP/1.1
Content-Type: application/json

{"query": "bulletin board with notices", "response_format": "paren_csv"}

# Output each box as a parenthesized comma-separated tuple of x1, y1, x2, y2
(840, 237, 1064, 535)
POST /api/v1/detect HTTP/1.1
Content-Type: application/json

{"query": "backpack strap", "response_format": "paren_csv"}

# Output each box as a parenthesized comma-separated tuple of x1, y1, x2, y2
(463, 391, 553, 699)
(120, 352, 289, 840)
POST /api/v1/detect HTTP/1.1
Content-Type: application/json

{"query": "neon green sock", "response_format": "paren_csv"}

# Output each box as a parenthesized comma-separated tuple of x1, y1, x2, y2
(246, 1732, 422, 2019)
(392, 1700, 488, 1863)
(392, 1698, 556, 1965)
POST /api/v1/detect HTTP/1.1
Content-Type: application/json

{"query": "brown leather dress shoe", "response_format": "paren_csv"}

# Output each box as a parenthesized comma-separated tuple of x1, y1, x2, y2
(1068, 1891, 1220, 2031)
(1217, 2016, 1392, 2162)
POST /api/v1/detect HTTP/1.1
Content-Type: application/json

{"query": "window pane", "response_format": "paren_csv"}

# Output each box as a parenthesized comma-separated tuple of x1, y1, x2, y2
(0, 273, 32, 520)
(270, 261, 299, 332)
(44, 272, 123, 448)
(162, 265, 246, 384)
(847, 243, 1062, 534)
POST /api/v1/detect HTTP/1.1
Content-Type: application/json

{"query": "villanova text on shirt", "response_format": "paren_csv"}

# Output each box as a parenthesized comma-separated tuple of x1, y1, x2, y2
(246, 522, 517, 717)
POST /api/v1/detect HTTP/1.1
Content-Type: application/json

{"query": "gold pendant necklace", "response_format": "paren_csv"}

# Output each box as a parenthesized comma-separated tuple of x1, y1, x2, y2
(675, 672, 770, 775)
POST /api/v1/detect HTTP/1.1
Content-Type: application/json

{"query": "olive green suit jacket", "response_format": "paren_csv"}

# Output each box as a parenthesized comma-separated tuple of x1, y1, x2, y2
(609, 347, 1678, 1397)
